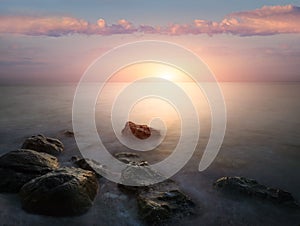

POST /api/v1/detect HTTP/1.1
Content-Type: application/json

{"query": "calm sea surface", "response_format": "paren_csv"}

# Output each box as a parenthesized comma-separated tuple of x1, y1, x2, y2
(0, 82, 299, 225)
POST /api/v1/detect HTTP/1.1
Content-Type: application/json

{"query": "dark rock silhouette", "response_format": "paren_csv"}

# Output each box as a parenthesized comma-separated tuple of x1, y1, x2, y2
(0, 149, 59, 193)
(22, 134, 64, 156)
(214, 176, 299, 208)
(20, 167, 98, 216)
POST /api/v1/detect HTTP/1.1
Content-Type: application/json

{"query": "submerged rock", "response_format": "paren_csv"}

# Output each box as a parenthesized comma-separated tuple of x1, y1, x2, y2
(20, 167, 98, 216)
(114, 151, 141, 164)
(213, 176, 299, 208)
(122, 121, 151, 140)
(0, 149, 59, 193)
(22, 134, 64, 156)
(63, 130, 74, 137)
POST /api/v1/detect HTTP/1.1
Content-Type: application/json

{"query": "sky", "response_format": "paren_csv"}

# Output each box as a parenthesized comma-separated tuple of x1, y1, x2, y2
(0, 0, 300, 83)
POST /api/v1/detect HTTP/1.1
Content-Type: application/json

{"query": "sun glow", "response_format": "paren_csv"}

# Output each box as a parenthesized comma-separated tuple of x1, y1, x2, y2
(160, 73, 174, 81)
(108, 62, 192, 83)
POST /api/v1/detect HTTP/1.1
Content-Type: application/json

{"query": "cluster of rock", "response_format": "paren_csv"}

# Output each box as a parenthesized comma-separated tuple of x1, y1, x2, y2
(1, 123, 299, 224)
(115, 152, 195, 224)
(0, 130, 196, 223)
(0, 134, 98, 216)
(213, 176, 299, 208)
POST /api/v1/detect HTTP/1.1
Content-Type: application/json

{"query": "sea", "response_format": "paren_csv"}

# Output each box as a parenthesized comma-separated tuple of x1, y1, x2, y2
(0, 82, 299, 225)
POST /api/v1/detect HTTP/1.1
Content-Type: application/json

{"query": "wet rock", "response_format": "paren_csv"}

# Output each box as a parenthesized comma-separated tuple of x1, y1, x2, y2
(20, 167, 98, 216)
(122, 121, 151, 140)
(114, 152, 141, 164)
(74, 158, 106, 177)
(120, 160, 165, 188)
(0, 149, 59, 193)
(116, 156, 196, 224)
(214, 176, 299, 208)
(71, 155, 80, 162)
(137, 188, 195, 224)
(114, 152, 140, 159)
(22, 134, 64, 156)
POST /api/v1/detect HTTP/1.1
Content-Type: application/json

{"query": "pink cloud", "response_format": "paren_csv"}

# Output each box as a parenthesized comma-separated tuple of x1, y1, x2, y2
(220, 4, 300, 36)
(0, 5, 299, 37)
(0, 16, 89, 36)
(159, 5, 300, 36)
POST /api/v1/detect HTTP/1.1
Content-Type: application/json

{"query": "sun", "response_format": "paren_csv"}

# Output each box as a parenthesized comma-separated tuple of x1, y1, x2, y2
(160, 73, 174, 81)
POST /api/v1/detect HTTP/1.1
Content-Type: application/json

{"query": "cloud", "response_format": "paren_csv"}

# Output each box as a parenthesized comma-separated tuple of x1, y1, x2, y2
(220, 5, 300, 36)
(0, 5, 299, 37)
(0, 16, 89, 36)
(96, 18, 106, 28)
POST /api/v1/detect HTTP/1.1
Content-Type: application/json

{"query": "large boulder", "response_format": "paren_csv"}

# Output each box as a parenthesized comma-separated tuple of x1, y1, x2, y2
(22, 134, 64, 156)
(214, 176, 299, 208)
(122, 121, 151, 140)
(20, 167, 99, 216)
(0, 149, 59, 193)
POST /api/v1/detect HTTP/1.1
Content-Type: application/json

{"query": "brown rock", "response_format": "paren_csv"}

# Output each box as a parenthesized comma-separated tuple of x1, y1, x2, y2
(22, 134, 64, 156)
(122, 121, 151, 140)
(20, 167, 98, 216)
(0, 149, 59, 193)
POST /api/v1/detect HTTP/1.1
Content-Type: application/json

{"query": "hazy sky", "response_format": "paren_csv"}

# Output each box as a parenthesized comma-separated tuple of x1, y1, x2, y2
(0, 0, 300, 83)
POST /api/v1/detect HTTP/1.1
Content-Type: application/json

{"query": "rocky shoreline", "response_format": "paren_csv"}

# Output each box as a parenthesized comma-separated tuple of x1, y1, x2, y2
(0, 131, 299, 225)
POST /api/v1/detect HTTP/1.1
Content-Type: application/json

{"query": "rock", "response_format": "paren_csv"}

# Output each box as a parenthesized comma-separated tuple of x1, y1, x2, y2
(116, 154, 196, 224)
(120, 161, 165, 188)
(20, 167, 98, 216)
(213, 176, 299, 208)
(74, 158, 106, 177)
(122, 121, 151, 140)
(114, 152, 141, 164)
(137, 179, 195, 224)
(63, 130, 74, 137)
(137, 190, 195, 224)
(0, 149, 59, 193)
(71, 155, 80, 162)
(22, 134, 64, 156)
(114, 152, 140, 159)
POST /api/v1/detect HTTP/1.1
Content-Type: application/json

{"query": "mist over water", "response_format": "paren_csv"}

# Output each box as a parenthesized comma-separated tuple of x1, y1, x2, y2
(0, 82, 299, 224)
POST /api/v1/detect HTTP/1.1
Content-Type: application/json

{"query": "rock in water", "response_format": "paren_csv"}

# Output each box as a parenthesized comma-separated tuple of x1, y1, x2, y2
(116, 154, 195, 224)
(213, 176, 299, 208)
(120, 160, 166, 189)
(114, 152, 141, 164)
(63, 130, 74, 137)
(122, 121, 151, 140)
(20, 167, 98, 216)
(22, 134, 64, 156)
(138, 188, 195, 224)
(0, 149, 59, 193)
